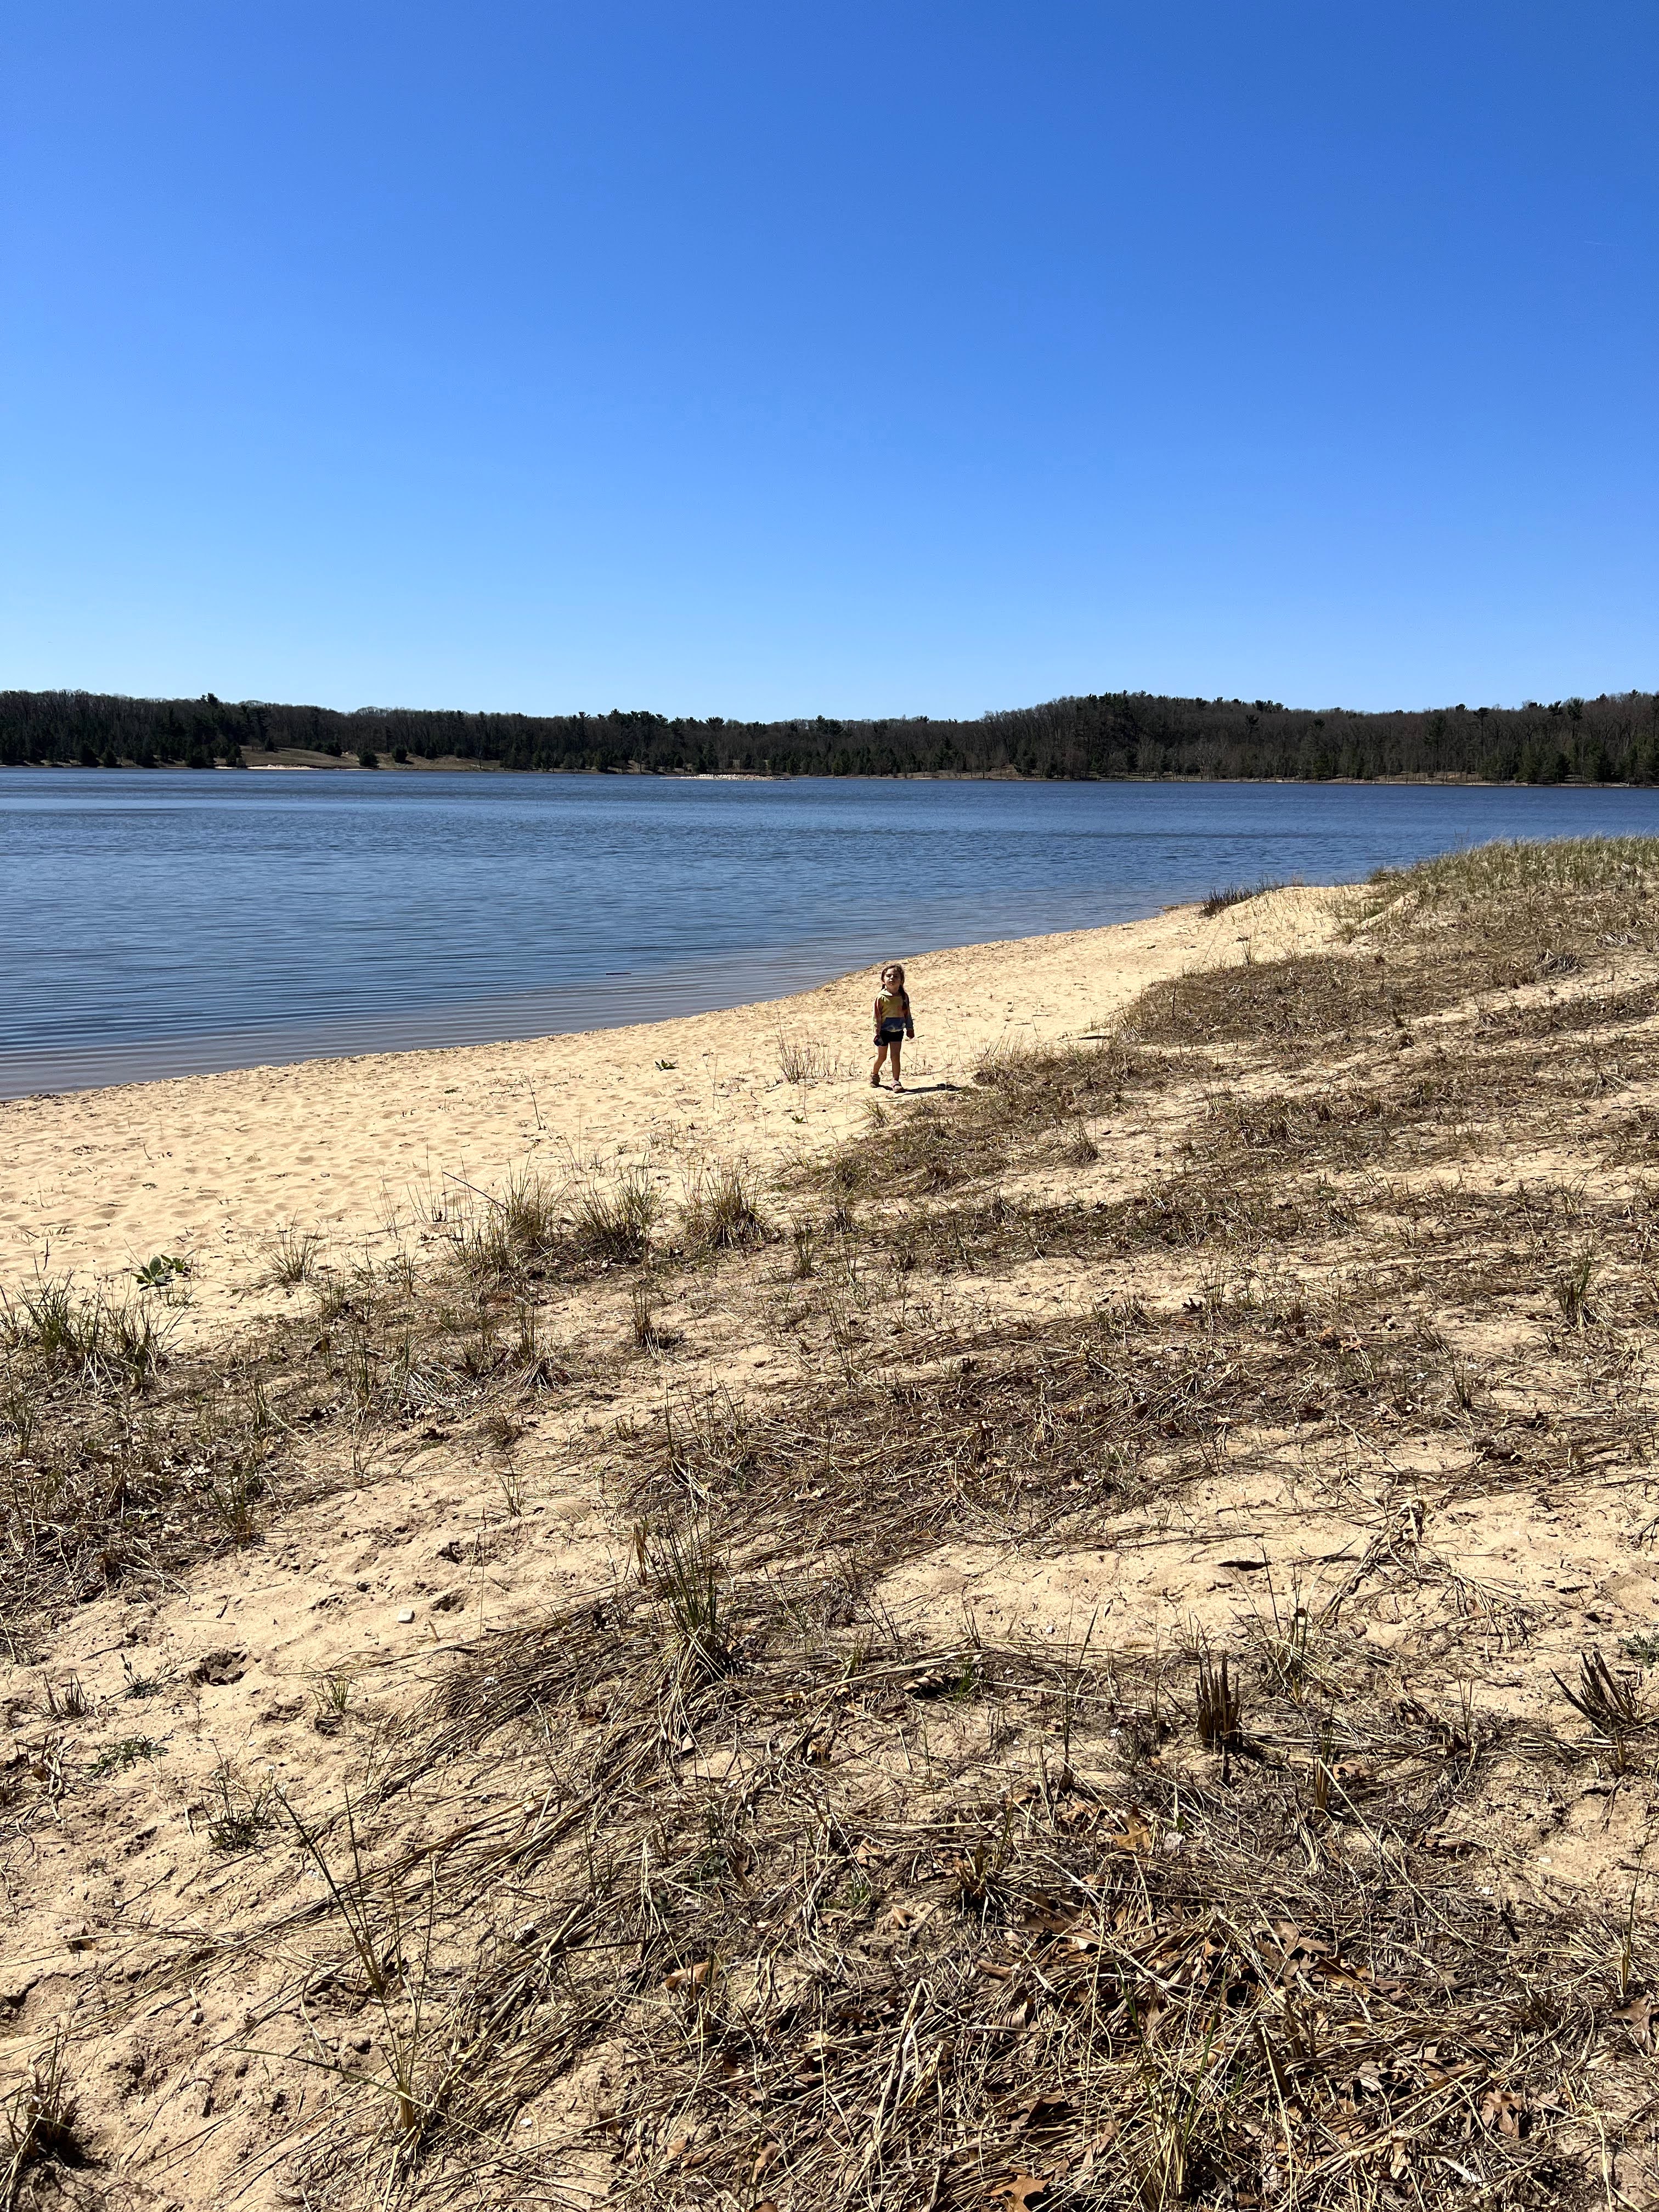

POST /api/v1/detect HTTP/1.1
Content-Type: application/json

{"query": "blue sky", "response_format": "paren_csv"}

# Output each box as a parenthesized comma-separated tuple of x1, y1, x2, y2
(4, 2, 1655, 717)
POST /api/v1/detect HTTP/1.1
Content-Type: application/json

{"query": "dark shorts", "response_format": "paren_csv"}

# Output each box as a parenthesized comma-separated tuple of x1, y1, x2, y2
(879, 1019, 908, 1043)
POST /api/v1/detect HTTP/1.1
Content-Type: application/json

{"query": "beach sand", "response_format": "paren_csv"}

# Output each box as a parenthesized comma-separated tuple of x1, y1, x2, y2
(0, 888, 1341, 1327)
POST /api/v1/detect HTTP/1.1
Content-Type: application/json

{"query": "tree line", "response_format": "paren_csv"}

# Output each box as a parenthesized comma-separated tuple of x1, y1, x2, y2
(4, 686, 1658, 783)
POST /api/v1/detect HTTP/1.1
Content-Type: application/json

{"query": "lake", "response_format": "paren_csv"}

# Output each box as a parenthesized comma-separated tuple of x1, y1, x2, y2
(7, 767, 1659, 1098)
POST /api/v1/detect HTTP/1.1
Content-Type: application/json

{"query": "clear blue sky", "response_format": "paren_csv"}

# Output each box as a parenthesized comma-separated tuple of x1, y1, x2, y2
(4, 3, 1655, 718)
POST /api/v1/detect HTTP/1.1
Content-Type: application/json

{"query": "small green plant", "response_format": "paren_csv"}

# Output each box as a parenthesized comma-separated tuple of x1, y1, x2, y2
(206, 1760, 277, 1853)
(200, 1455, 266, 1545)
(496, 1165, 560, 1265)
(103, 1295, 170, 1385)
(0, 1276, 84, 1364)
(121, 1656, 160, 1699)
(89, 1736, 166, 1778)
(131, 1253, 190, 1288)
(313, 1672, 354, 1728)
(1554, 1245, 1599, 1328)
(0, 1275, 170, 1385)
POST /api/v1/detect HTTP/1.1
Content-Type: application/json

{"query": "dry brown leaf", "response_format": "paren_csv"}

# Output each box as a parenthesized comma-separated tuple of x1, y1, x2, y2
(663, 1959, 710, 1992)
(1480, 2086, 1526, 2136)
(1102, 1808, 1154, 1855)
(1013, 2094, 1072, 2135)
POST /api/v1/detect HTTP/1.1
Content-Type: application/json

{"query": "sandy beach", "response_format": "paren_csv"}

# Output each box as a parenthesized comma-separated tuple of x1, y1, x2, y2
(0, 888, 1341, 1323)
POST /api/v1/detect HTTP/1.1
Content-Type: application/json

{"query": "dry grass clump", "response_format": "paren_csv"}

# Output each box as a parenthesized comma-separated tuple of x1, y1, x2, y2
(433, 1163, 661, 1279)
(0, 1274, 173, 1389)
(1199, 873, 1291, 916)
(776, 1030, 835, 1083)
(571, 1166, 659, 1262)
(265, 1221, 323, 1286)
(682, 1161, 768, 1250)
(2, 1167, 600, 1624)
(1, 1332, 285, 1619)
(821, 1039, 1154, 1198)
(1129, 952, 1413, 1053)
(1, 2034, 84, 2204)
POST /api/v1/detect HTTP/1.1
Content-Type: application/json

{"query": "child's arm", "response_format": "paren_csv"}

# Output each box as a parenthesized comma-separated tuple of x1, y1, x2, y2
(904, 992, 915, 1039)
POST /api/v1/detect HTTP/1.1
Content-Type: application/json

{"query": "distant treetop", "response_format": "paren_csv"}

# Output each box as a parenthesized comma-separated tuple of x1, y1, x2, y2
(4, 686, 1657, 784)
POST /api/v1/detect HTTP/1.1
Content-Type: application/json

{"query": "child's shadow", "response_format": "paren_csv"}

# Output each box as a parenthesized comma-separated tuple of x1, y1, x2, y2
(889, 1081, 962, 1096)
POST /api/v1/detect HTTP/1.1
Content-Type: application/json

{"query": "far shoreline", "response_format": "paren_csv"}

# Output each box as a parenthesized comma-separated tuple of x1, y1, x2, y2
(3, 753, 1651, 789)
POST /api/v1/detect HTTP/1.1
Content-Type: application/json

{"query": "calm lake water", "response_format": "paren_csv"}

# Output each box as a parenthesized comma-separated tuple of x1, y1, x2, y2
(8, 768, 1659, 1097)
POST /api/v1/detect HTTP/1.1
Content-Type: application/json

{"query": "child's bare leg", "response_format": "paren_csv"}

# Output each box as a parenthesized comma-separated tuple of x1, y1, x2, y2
(871, 1045, 887, 1086)
(889, 1042, 904, 1088)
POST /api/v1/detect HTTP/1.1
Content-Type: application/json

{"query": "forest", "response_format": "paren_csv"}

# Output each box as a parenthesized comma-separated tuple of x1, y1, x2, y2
(4, 685, 1659, 783)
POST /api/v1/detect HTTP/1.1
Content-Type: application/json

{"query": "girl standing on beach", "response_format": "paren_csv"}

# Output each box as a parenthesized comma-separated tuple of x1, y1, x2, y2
(871, 963, 915, 1090)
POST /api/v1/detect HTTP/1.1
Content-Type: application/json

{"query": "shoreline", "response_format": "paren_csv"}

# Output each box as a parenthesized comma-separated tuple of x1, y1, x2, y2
(0, 889, 1342, 1330)
(5, 753, 1651, 788)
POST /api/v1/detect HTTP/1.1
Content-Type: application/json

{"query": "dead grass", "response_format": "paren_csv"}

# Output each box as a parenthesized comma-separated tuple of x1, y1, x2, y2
(776, 1031, 836, 1083)
(162, 1560, 1643, 2209)
(819, 1038, 1157, 1198)
(1199, 873, 1292, 916)
(681, 1161, 768, 1251)
(1, 2033, 83, 2206)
